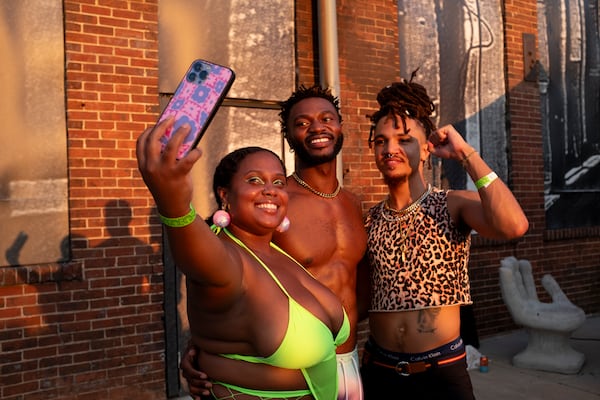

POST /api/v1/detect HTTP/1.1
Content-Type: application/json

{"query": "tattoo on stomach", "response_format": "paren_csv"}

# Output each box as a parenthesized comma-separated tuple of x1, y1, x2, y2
(417, 308, 440, 334)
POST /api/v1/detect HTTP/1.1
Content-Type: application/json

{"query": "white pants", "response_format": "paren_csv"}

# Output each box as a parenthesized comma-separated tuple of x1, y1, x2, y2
(337, 348, 364, 400)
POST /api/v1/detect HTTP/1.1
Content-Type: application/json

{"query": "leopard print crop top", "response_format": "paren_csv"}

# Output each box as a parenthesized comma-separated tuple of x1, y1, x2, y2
(365, 187, 472, 311)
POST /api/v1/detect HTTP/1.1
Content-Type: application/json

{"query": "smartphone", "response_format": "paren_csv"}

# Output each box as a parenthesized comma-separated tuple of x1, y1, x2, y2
(157, 59, 235, 159)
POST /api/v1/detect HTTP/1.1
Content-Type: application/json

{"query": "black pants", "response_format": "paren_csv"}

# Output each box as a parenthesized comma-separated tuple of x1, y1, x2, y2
(360, 339, 475, 400)
(361, 358, 475, 399)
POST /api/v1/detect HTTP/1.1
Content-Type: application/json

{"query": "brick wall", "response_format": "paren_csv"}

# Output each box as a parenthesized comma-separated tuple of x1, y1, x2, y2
(1, 1, 166, 399)
(1, 1, 599, 399)
(62, 0, 166, 397)
(471, 0, 600, 336)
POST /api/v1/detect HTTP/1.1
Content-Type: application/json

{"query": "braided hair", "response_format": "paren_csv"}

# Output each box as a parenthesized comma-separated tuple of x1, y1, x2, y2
(368, 70, 436, 147)
(279, 84, 342, 137)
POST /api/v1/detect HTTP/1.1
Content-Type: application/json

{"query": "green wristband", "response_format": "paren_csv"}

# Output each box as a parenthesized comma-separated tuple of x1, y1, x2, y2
(475, 172, 498, 190)
(159, 203, 196, 227)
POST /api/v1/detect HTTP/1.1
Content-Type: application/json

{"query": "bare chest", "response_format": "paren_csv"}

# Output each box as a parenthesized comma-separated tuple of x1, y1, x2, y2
(283, 199, 365, 268)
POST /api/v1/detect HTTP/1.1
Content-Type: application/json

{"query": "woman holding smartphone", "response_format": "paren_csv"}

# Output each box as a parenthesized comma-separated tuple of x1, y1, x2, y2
(137, 117, 349, 400)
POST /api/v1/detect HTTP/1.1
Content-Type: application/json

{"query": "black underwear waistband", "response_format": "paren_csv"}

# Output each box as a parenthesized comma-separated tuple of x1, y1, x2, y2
(362, 336, 466, 376)
(364, 336, 464, 363)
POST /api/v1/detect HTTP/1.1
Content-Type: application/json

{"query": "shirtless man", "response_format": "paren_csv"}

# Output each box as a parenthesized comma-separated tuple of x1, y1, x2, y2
(181, 85, 368, 400)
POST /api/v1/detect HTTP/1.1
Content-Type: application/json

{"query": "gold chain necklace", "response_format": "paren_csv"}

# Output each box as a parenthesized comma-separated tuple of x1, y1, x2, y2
(380, 184, 431, 263)
(291, 172, 341, 199)
(380, 184, 432, 222)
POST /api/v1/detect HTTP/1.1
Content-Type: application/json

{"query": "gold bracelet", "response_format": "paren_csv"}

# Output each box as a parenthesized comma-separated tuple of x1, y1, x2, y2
(461, 149, 477, 168)
(158, 203, 196, 227)
(475, 172, 498, 190)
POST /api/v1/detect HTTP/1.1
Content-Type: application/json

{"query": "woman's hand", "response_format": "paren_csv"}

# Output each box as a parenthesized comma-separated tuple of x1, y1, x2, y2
(136, 117, 202, 216)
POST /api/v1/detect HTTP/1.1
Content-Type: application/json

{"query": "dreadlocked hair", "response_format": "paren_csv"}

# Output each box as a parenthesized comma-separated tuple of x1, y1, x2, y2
(368, 69, 436, 147)
(279, 84, 342, 136)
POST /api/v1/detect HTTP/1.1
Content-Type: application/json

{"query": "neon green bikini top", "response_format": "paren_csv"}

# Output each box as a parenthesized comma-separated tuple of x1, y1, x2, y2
(219, 228, 350, 400)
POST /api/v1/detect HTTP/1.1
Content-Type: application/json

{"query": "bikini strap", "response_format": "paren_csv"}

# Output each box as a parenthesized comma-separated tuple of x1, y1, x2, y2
(221, 228, 292, 297)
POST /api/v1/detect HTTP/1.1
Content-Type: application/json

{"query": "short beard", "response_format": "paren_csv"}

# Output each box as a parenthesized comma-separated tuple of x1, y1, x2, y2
(382, 172, 408, 187)
(290, 134, 344, 167)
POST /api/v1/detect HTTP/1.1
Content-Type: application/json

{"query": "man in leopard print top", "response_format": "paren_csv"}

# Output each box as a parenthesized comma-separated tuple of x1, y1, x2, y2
(359, 73, 529, 399)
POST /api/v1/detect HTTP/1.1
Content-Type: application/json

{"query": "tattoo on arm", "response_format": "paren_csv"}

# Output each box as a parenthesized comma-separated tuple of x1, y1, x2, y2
(417, 308, 441, 333)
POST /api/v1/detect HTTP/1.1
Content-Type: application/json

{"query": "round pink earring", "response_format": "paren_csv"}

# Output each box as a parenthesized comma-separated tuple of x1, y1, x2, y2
(276, 216, 290, 233)
(212, 209, 231, 228)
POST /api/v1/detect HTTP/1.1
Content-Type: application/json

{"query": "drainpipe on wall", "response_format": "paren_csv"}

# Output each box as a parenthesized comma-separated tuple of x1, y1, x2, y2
(316, 0, 344, 185)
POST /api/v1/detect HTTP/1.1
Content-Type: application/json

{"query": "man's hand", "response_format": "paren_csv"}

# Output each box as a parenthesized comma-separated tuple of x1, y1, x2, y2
(180, 342, 212, 399)
(427, 124, 473, 161)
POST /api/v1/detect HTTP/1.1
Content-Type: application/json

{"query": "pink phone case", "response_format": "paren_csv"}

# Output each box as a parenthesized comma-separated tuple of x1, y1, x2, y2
(158, 59, 235, 159)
